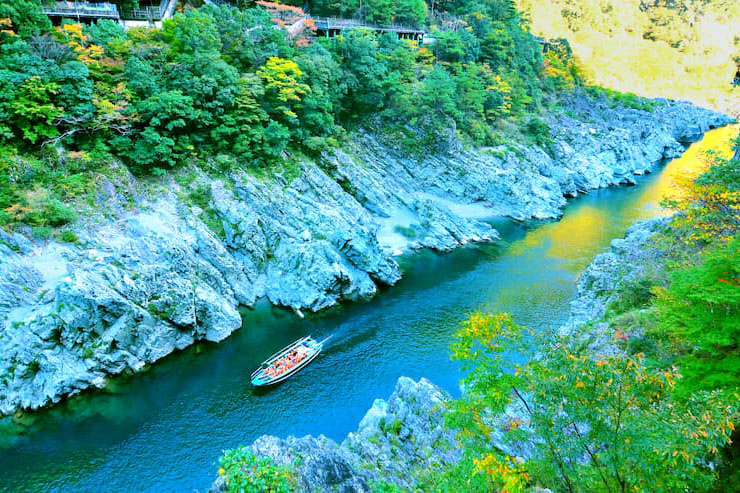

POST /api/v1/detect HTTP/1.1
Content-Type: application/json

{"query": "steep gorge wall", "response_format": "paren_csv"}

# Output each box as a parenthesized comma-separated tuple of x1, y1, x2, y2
(0, 96, 731, 416)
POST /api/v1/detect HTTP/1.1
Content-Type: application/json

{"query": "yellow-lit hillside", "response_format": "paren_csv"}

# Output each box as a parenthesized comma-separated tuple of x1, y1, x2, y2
(517, 0, 740, 116)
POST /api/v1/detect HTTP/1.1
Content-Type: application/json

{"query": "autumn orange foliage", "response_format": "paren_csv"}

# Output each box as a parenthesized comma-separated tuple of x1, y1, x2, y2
(255, 1, 316, 44)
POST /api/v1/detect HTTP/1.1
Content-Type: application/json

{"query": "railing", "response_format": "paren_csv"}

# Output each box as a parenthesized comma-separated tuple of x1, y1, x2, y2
(120, 0, 170, 21)
(312, 16, 424, 34)
(42, 2, 119, 19)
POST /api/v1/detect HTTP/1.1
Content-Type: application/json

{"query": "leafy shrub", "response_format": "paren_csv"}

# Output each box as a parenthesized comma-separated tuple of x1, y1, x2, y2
(657, 235, 740, 397)
(379, 417, 403, 436)
(218, 447, 297, 493)
(187, 183, 212, 212)
(32, 226, 52, 240)
(523, 117, 553, 150)
(30, 199, 77, 227)
(59, 230, 79, 244)
(606, 278, 656, 316)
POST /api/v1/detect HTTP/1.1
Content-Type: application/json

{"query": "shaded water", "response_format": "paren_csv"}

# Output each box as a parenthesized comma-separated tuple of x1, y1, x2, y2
(0, 125, 736, 492)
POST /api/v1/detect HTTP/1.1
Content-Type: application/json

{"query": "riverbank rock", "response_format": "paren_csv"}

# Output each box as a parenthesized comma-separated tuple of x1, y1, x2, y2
(559, 217, 671, 358)
(209, 377, 458, 493)
(0, 95, 732, 416)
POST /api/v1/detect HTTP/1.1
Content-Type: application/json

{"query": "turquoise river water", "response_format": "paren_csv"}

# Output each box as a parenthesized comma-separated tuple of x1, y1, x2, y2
(0, 126, 736, 492)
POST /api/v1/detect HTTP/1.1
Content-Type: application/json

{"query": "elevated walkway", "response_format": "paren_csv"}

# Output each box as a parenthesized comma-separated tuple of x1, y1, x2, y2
(312, 16, 425, 43)
(42, 2, 119, 20)
(119, 0, 173, 21)
(43, 0, 176, 28)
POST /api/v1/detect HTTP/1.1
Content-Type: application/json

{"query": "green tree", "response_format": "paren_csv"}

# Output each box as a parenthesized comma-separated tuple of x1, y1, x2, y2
(431, 31, 468, 63)
(124, 57, 158, 97)
(53, 60, 94, 120)
(414, 66, 459, 128)
(10, 76, 63, 143)
(164, 51, 239, 132)
(224, 75, 269, 162)
(204, 5, 291, 72)
(257, 56, 309, 124)
(393, 0, 427, 27)
(294, 42, 344, 150)
(124, 90, 198, 170)
(657, 235, 740, 397)
(365, 0, 394, 26)
(0, 0, 50, 37)
(447, 313, 739, 492)
(332, 30, 388, 117)
(161, 9, 221, 56)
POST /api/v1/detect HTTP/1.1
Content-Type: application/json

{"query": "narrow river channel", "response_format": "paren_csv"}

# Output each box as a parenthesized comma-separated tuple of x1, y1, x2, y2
(0, 126, 735, 493)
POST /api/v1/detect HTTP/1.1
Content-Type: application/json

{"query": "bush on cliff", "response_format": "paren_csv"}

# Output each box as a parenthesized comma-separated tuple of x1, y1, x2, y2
(218, 447, 297, 493)
(657, 235, 740, 398)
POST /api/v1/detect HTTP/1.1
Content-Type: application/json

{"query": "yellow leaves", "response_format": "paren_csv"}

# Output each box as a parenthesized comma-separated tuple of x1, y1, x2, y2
(62, 23, 86, 41)
(455, 313, 516, 356)
(57, 24, 103, 65)
(473, 453, 529, 493)
(88, 44, 104, 59)
(0, 17, 14, 36)
(257, 57, 310, 120)
(575, 381, 586, 389)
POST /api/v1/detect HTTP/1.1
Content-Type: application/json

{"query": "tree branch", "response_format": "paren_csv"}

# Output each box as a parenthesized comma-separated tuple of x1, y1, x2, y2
(512, 386, 576, 493)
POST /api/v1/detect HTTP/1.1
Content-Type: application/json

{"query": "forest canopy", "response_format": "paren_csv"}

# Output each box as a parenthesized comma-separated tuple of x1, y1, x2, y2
(0, 0, 576, 177)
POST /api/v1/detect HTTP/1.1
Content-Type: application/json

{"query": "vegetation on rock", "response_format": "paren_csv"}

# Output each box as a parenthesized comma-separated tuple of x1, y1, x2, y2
(218, 447, 297, 493)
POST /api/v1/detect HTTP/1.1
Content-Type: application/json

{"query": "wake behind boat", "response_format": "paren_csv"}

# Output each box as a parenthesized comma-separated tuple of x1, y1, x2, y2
(250, 335, 331, 387)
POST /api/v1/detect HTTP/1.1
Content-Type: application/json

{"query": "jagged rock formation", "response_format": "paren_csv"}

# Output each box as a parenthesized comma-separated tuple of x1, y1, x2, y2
(0, 96, 731, 416)
(209, 377, 458, 492)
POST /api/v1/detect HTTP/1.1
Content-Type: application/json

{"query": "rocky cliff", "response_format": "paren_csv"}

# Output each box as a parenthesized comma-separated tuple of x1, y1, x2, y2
(558, 217, 669, 360)
(0, 95, 730, 416)
(560, 217, 668, 336)
(209, 377, 458, 492)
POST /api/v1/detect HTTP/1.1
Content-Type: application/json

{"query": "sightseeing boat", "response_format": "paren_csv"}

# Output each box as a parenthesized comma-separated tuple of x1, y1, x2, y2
(250, 335, 331, 387)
